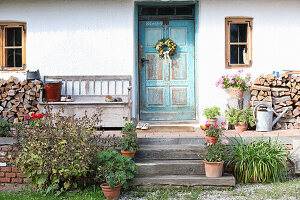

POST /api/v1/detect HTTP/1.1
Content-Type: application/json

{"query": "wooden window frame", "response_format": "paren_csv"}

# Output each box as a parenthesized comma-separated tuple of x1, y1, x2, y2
(0, 21, 26, 71)
(225, 17, 253, 69)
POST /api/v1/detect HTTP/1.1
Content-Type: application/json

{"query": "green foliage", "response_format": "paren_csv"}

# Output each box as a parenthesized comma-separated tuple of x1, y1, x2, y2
(14, 108, 110, 193)
(226, 107, 255, 126)
(202, 123, 225, 137)
(204, 140, 228, 162)
(227, 136, 288, 184)
(121, 123, 136, 135)
(118, 131, 139, 152)
(96, 149, 137, 189)
(0, 119, 11, 136)
(202, 106, 221, 119)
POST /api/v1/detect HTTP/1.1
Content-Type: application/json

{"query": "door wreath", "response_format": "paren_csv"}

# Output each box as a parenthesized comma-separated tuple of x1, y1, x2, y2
(155, 38, 177, 59)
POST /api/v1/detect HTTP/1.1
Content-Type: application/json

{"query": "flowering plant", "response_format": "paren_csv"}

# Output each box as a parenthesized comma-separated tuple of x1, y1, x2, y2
(204, 140, 229, 162)
(155, 38, 177, 59)
(201, 122, 226, 137)
(226, 107, 255, 127)
(24, 112, 46, 127)
(216, 70, 251, 91)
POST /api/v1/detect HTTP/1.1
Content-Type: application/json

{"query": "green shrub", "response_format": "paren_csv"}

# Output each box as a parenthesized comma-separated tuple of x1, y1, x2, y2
(14, 108, 113, 192)
(204, 140, 228, 162)
(226, 107, 255, 126)
(227, 136, 288, 183)
(118, 131, 139, 152)
(0, 119, 11, 136)
(96, 149, 137, 189)
(202, 106, 221, 119)
(121, 122, 136, 134)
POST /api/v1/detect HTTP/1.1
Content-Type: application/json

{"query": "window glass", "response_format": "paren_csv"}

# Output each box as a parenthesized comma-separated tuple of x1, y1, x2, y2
(6, 49, 22, 67)
(176, 7, 193, 15)
(6, 28, 22, 46)
(157, 7, 175, 15)
(141, 7, 156, 16)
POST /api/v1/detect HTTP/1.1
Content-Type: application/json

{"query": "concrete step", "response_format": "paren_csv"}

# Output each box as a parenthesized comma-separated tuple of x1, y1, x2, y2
(135, 145, 206, 160)
(138, 138, 206, 145)
(131, 174, 235, 186)
(136, 160, 205, 176)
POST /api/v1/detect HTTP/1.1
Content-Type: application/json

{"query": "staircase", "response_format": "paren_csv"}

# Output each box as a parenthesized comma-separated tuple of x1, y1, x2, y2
(132, 138, 235, 187)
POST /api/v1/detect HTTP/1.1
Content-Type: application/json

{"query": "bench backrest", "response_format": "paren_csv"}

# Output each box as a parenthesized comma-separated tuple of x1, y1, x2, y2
(44, 75, 131, 99)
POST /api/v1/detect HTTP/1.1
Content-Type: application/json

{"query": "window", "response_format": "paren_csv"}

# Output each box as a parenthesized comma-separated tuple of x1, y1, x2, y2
(0, 22, 26, 71)
(225, 17, 252, 68)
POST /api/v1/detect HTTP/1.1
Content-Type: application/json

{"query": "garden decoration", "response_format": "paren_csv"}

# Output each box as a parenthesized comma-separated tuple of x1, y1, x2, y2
(201, 122, 226, 144)
(216, 70, 251, 98)
(202, 106, 221, 124)
(97, 149, 137, 199)
(155, 38, 177, 61)
(226, 107, 255, 132)
(203, 140, 229, 178)
(253, 102, 288, 132)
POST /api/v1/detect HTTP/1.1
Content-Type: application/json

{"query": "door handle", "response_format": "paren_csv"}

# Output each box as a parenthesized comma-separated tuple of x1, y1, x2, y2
(141, 58, 149, 63)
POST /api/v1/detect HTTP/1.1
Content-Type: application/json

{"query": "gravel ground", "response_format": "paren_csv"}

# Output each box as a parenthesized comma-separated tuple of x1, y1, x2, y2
(119, 178, 300, 200)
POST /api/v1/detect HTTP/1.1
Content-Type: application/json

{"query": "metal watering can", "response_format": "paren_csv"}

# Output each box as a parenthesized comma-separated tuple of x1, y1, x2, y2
(253, 102, 289, 132)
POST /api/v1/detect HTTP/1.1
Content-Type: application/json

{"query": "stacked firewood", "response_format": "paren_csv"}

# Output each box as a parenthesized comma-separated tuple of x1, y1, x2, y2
(0, 76, 42, 123)
(250, 73, 300, 129)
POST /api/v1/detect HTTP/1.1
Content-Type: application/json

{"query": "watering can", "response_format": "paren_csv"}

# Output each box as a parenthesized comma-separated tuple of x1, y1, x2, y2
(253, 102, 289, 132)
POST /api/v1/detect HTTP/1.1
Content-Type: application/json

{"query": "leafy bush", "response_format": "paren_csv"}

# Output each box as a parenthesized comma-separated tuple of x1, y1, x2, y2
(121, 122, 136, 134)
(96, 149, 137, 189)
(118, 131, 139, 152)
(226, 107, 255, 126)
(202, 106, 221, 119)
(201, 122, 226, 137)
(14, 108, 114, 192)
(227, 136, 288, 183)
(0, 119, 12, 136)
(204, 140, 229, 162)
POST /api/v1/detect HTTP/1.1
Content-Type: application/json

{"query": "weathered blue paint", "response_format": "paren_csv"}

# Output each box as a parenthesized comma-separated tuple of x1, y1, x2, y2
(139, 20, 195, 120)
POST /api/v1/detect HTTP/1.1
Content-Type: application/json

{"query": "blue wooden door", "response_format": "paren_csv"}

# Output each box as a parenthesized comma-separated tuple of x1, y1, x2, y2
(139, 20, 195, 121)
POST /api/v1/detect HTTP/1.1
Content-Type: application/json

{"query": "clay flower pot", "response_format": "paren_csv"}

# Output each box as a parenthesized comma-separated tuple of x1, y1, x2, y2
(0, 133, 4, 137)
(101, 183, 121, 200)
(205, 136, 219, 144)
(228, 87, 244, 98)
(206, 118, 217, 125)
(203, 161, 224, 178)
(234, 122, 248, 132)
(121, 150, 136, 158)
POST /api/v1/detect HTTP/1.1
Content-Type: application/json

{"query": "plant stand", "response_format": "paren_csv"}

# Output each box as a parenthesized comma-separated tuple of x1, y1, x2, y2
(225, 97, 243, 130)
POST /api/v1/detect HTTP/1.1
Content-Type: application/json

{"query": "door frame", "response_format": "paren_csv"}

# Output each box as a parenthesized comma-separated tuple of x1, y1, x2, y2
(134, 1, 199, 122)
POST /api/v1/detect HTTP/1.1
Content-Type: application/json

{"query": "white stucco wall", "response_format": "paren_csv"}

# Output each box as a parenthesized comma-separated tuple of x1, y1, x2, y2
(0, 0, 300, 124)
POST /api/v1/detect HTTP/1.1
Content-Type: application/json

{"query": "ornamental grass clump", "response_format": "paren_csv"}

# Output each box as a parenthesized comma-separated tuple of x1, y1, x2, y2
(13, 107, 116, 193)
(227, 136, 288, 184)
(216, 70, 251, 91)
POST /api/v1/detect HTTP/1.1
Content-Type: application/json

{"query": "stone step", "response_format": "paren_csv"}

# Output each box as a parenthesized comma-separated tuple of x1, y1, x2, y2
(136, 160, 205, 176)
(131, 174, 235, 186)
(135, 145, 206, 160)
(138, 138, 206, 146)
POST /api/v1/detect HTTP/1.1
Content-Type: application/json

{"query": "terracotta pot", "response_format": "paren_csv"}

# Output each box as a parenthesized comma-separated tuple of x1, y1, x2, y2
(101, 183, 121, 200)
(205, 136, 219, 144)
(44, 82, 62, 102)
(0, 133, 4, 137)
(234, 122, 248, 132)
(206, 118, 217, 125)
(228, 87, 244, 98)
(121, 150, 136, 158)
(203, 161, 224, 178)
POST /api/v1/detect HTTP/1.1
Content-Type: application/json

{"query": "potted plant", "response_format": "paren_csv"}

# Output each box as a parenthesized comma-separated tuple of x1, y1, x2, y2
(216, 70, 251, 98)
(121, 122, 136, 135)
(226, 107, 255, 132)
(97, 149, 137, 200)
(0, 119, 11, 137)
(201, 122, 225, 144)
(119, 131, 139, 158)
(203, 140, 228, 178)
(202, 106, 221, 124)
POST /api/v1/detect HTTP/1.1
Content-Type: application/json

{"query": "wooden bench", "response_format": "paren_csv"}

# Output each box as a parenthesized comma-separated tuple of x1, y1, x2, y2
(39, 75, 132, 127)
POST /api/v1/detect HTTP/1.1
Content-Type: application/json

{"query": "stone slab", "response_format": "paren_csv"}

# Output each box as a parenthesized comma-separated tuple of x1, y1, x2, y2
(136, 160, 205, 176)
(131, 174, 235, 187)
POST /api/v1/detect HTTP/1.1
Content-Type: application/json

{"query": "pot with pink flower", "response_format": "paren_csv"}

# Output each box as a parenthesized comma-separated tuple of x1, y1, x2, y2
(200, 122, 226, 144)
(216, 70, 251, 98)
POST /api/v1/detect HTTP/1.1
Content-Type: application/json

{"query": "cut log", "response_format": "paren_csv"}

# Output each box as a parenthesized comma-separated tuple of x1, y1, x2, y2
(272, 96, 292, 105)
